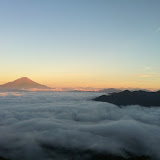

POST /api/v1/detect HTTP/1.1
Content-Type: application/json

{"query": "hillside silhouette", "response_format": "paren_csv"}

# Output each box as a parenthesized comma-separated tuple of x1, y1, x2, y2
(93, 90, 160, 107)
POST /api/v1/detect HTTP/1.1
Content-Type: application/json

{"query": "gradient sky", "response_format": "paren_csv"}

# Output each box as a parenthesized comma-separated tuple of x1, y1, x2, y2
(0, 0, 160, 89)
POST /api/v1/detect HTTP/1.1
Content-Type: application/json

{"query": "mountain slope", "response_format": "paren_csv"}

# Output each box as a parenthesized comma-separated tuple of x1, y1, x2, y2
(0, 77, 50, 90)
(93, 90, 160, 107)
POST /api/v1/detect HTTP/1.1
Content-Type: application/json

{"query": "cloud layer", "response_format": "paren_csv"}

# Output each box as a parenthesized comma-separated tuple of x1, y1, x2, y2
(0, 92, 160, 160)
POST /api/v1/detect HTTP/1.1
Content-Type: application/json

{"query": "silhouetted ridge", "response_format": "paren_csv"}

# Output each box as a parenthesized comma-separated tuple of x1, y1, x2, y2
(98, 88, 122, 94)
(93, 90, 160, 107)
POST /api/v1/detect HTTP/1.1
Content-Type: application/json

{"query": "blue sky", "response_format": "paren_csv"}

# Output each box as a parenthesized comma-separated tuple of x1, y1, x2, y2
(0, 0, 160, 89)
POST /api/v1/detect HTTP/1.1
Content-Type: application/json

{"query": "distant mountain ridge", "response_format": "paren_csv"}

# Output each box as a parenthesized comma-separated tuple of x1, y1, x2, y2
(98, 88, 122, 94)
(93, 90, 160, 107)
(0, 77, 50, 91)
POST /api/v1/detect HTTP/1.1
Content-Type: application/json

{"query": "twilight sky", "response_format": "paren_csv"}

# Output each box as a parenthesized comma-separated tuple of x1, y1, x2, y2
(0, 0, 160, 89)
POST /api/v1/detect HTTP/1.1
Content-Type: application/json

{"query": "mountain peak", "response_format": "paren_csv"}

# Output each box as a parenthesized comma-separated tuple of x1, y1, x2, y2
(0, 77, 50, 90)
(19, 77, 30, 80)
(15, 77, 34, 83)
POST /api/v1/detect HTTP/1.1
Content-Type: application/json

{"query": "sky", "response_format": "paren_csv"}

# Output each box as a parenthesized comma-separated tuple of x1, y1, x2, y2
(0, 0, 160, 89)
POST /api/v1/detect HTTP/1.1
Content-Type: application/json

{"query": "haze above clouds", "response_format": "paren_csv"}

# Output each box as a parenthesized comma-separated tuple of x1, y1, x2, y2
(0, 92, 160, 160)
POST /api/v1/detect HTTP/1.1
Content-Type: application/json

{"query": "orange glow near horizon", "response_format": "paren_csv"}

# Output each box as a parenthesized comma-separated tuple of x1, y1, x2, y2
(0, 1, 160, 93)
(0, 73, 160, 90)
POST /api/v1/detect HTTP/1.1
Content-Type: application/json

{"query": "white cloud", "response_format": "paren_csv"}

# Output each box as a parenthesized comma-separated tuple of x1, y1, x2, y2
(0, 92, 160, 159)
(138, 74, 151, 78)
(156, 27, 160, 32)
(0, 92, 24, 97)
(144, 67, 152, 70)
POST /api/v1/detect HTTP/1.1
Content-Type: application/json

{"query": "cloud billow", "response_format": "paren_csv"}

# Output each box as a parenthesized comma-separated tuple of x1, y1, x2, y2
(0, 92, 160, 160)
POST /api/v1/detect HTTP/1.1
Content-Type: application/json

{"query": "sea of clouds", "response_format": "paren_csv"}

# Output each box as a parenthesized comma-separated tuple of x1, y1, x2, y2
(0, 91, 160, 160)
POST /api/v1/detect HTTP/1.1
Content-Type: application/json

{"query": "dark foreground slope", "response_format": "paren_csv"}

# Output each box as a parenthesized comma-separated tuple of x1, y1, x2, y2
(0, 155, 150, 160)
(0, 156, 10, 160)
(93, 90, 160, 107)
(41, 144, 150, 160)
